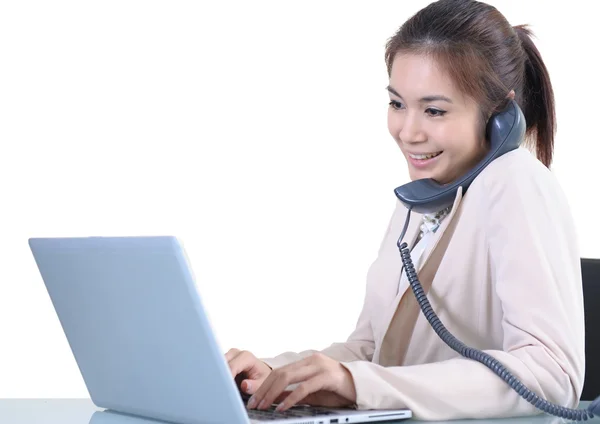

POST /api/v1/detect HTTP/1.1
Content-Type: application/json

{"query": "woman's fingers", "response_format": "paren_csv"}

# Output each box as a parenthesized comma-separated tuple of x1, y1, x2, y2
(227, 350, 267, 379)
(275, 375, 327, 411)
(224, 348, 240, 362)
(248, 361, 318, 409)
(245, 353, 356, 411)
(227, 350, 255, 378)
(240, 379, 258, 394)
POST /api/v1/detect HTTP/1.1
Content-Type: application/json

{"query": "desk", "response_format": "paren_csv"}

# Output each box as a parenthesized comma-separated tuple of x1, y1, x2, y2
(0, 399, 597, 424)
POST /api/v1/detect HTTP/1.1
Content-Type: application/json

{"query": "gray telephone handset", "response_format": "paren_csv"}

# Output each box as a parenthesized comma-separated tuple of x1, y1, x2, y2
(393, 100, 600, 420)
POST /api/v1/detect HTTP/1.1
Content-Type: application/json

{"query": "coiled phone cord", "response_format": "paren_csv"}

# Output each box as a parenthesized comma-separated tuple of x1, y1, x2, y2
(397, 206, 600, 421)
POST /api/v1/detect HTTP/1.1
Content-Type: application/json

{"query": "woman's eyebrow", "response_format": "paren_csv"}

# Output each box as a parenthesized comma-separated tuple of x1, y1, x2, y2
(386, 86, 453, 104)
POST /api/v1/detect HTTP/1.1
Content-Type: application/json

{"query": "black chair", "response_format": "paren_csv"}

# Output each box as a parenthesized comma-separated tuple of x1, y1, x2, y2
(581, 258, 600, 401)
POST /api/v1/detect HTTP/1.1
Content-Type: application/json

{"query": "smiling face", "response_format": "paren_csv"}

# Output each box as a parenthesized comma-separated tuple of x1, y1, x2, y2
(387, 53, 488, 184)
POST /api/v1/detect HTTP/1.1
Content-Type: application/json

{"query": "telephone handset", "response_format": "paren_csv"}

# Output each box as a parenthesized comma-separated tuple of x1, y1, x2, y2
(392, 100, 600, 420)
(394, 99, 525, 215)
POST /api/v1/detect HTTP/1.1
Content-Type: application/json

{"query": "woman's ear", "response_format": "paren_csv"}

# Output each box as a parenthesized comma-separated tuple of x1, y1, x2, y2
(507, 90, 515, 100)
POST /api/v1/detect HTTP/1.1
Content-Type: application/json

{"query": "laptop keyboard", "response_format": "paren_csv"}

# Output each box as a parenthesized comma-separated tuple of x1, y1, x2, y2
(241, 393, 338, 421)
(247, 404, 338, 421)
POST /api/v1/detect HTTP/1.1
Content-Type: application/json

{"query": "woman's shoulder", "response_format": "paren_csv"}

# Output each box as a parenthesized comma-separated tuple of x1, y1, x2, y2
(459, 148, 580, 268)
(478, 146, 551, 182)
(465, 147, 578, 246)
(469, 147, 567, 205)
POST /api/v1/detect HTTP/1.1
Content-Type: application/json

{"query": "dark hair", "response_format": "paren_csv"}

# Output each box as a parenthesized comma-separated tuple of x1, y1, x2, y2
(385, 0, 556, 167)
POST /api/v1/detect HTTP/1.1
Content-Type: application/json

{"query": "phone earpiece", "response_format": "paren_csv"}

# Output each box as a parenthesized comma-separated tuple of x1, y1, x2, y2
(393, 100, 526, 214)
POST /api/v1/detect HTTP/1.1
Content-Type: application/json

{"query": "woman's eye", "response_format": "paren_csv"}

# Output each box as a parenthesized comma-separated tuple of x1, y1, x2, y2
(389, 100, 404, 110)
(426, 108, 446, 117)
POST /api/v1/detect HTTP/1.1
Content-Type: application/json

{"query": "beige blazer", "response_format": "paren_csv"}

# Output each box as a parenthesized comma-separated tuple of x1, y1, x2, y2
(262, 148, 586, 421)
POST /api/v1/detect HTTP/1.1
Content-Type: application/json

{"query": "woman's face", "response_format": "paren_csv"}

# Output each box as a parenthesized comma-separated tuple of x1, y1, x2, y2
(387, 53, 487, 184)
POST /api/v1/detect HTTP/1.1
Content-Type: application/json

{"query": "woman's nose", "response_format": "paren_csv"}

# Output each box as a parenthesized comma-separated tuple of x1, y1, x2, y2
(398, 113, 427, 144)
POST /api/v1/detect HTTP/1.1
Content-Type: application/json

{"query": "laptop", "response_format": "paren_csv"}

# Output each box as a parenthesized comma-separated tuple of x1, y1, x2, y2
(29, 236, 412, 424)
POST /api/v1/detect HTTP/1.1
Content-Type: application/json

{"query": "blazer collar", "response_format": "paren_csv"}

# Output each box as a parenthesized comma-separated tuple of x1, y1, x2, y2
(416, 186, 464, 273)
(373, 187, 463, 363)
(374, 187, 465, 362)
(395, 187, 464, 298)
(398, 186, 464, 260)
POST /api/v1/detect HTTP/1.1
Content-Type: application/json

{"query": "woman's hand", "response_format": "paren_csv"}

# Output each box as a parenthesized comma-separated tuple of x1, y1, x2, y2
(246, 352, 357, 412)
(226, 348, 272, 395)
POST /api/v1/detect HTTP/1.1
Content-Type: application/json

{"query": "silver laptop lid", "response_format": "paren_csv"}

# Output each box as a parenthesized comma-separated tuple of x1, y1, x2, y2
(29, 236, 250, 424)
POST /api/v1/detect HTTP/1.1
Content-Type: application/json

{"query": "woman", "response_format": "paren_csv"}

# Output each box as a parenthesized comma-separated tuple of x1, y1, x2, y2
(226, 0, 587, 420)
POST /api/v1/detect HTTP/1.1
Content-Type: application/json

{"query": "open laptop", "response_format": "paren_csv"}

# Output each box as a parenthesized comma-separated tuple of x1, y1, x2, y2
(29, 236, 412, 424)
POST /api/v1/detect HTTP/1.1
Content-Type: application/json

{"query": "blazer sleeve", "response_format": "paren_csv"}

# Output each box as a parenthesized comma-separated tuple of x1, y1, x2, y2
(260, 203, 403, 370)
(340, 164, 586, 420)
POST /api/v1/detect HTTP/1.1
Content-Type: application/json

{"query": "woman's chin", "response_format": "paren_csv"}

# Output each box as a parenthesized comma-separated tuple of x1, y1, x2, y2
(407, 161, 449, 183)
(409, 169, 436, 181)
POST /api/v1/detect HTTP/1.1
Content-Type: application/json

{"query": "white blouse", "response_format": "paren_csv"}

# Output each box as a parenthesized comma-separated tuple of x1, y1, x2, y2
(397, 206, 452, 294)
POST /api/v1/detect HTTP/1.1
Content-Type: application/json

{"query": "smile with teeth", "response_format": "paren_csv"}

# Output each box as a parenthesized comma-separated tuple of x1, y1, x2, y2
(409, 151, 442, 160)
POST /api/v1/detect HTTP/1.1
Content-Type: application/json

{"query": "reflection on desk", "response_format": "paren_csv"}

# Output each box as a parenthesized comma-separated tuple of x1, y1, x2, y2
(90, 410, 165, 424)
(89, 402, 599, 424)
(0, 399, 598, 424)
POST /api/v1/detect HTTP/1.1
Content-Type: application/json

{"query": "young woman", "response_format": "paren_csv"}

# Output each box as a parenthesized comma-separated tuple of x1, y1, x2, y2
(226, 0, 588, 420)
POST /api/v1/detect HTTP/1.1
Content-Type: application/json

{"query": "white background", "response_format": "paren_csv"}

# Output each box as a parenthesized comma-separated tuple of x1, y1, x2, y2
(0, 1, 597, 398)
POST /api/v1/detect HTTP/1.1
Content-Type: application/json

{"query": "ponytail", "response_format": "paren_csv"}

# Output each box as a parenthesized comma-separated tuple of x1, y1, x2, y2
(513, 24, 556, 168)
